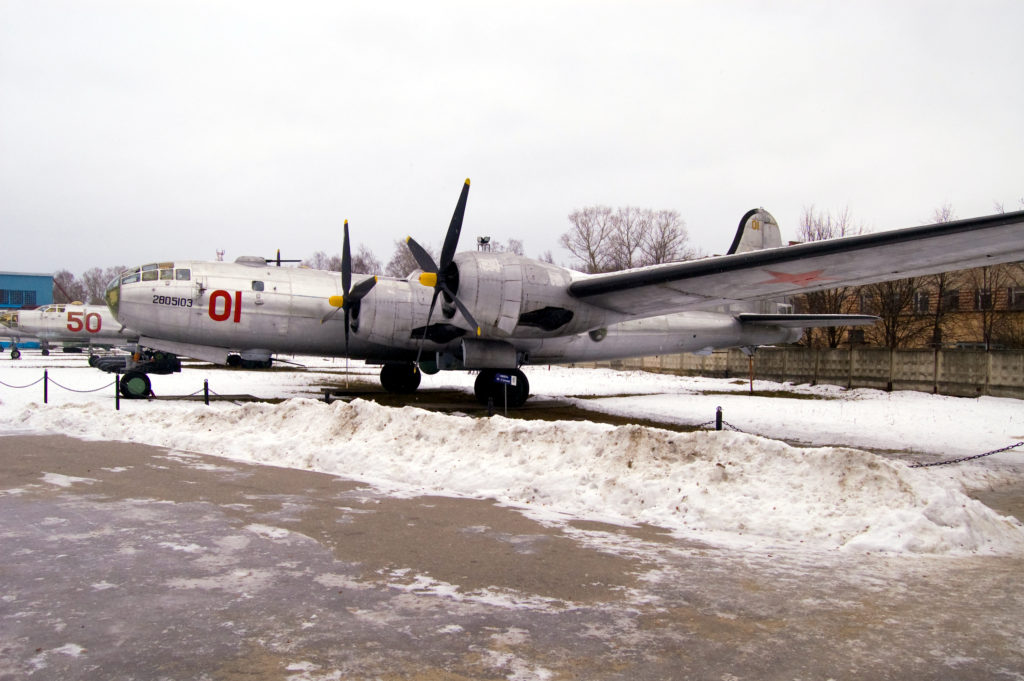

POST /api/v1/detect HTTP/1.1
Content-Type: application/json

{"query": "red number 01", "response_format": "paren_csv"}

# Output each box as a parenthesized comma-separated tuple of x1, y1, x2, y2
(209, 290, 242, 323)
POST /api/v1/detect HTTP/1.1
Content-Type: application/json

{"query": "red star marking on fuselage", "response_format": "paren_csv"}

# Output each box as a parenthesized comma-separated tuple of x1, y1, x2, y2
(757, 269, 834, 286)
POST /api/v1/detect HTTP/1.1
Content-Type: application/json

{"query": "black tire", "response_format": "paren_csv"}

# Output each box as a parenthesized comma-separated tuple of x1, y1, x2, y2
(379, 363, 421, 393)
(119, 371, 152, 399)
(11, 348, 21, 360)
(474, 369, 530, 408)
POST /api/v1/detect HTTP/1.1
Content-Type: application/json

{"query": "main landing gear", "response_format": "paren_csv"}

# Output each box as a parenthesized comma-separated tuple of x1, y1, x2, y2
(474, 369, 530, 408)
(379, 363, 422, 393)
(377, 364, 531, 408)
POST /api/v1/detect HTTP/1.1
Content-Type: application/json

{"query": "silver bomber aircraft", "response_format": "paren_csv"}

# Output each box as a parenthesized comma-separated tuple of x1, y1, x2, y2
(2, 302, 139, 359)
(102, 180, 1024, 404)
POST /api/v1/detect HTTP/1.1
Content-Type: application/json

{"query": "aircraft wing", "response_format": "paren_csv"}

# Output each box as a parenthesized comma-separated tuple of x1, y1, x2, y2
(568, 211, 1024, 316)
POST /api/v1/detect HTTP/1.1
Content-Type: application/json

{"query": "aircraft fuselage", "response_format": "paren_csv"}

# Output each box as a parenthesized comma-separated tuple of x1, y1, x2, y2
(104, 253, 801, 371)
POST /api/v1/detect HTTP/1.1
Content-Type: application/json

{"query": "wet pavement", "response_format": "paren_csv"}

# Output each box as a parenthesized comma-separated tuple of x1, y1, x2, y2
(2, 434, 1023, 680)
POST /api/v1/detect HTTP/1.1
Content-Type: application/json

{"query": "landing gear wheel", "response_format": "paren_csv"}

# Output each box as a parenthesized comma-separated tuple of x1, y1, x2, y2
(11, 348, 21, 360)
(474, 369, 530, 408)
(119, 370, 152, 399)
(380, 363, 421, 394)
(41, 347, 50, 356)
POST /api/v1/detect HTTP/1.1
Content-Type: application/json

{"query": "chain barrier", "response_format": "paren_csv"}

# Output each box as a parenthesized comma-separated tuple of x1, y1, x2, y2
(0, 376, 45, 389)
(696, 406, 1020, 468)
(908, 442, 1024, 468)
(47, 377, 117, 393)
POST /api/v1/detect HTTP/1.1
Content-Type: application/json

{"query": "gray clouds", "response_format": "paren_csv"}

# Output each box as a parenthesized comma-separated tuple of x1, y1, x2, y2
(2, 1, 1022, 274)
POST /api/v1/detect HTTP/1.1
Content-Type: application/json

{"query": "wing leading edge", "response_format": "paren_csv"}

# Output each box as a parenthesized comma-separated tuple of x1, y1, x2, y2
(568, 210, 1024, 316)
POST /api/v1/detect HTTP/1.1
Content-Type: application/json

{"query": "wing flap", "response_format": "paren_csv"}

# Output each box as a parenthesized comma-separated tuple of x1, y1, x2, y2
(737, 313, 878, 328)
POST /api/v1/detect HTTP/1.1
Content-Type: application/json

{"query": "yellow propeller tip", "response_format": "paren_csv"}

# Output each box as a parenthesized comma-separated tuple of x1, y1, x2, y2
(465, 178, 471, 185)
(476, 326, 482, 336)
(344, 219, 348, 226)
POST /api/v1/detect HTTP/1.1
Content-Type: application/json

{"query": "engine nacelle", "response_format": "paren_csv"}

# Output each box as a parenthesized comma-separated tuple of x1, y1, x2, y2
(452, 252, 607, 338)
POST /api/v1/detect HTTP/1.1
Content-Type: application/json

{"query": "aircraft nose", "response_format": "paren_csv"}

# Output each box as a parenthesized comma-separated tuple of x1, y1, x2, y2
(104, 277, 121, 318)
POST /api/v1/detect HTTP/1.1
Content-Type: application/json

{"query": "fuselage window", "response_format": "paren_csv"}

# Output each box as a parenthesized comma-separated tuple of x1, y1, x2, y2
(160, 269, 173, 280)
(142, 263, 159, 272)
(142, 270, 159, 281)
(252, 281, 265, 292)
(175, 269, 191, 281)
(122, 272, 141, 285)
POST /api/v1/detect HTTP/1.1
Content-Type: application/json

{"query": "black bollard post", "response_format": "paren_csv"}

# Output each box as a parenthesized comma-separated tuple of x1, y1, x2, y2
(115, 371, 121, 411)
(715, 406, 723, 431)
(204, 379, 210, 406)
(43, 370, 48, 404)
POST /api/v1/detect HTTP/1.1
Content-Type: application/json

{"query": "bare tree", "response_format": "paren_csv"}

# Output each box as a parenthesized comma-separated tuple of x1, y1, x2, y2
(926, 203, 958, 346)
(960, 264, 1024, 349)
(860, 278, 932, 348)
(484, 238, 526, 256)
(352, 245, 382, 275)
(52, 270, 87, 304)
(82, 266, 125, 305)
(793, 206, 865, 347)
(385, 240, 436, 278)
(606, 206, 650, 271)
(641, 209, 692, 264)
(302, 251, 341, 271)
(560, 206, 693, 272)
(560, 206, 615, 273)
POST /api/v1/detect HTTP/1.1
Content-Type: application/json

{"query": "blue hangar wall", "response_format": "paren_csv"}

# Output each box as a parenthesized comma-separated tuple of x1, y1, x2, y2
(0, 271, 53, 309)
(1, 272, 53, 350)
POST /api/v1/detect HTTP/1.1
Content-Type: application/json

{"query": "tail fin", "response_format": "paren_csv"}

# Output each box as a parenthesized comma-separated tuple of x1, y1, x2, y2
(727, 208, 782, 254)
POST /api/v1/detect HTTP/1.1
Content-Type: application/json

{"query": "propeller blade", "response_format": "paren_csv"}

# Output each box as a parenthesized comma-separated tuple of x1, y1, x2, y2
(406, 178, 478, 362)
(405, 236, 438, 274)
(320, 307, 341, 324)
(348, 276, 377, 303)
(440, 178, 470, 268)
(414, 289, 442, 367)
(342, 220, 352, 297)
(443, 285, 482, 337)
(344, 307, 351, 358)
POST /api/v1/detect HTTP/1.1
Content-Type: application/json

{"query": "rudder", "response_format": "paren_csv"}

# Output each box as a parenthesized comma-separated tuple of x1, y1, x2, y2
(727, 208, 782, 254)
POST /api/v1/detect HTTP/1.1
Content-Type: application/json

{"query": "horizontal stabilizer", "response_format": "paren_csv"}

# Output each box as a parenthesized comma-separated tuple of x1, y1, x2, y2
(737, 313, 878, 328)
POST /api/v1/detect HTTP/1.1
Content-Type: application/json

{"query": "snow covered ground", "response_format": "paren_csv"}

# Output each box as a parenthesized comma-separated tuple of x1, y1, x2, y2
(2, 351, 1023, 557)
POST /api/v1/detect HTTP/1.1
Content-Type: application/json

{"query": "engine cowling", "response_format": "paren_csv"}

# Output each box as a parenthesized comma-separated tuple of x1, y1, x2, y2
(452, 252, 606, 338)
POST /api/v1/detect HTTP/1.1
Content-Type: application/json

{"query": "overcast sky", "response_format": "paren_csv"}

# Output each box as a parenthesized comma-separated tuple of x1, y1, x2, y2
(2, 1, 1023, 276)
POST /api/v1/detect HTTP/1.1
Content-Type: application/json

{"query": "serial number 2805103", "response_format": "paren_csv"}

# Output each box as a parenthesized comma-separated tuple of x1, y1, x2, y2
(152, 295, 194, 307)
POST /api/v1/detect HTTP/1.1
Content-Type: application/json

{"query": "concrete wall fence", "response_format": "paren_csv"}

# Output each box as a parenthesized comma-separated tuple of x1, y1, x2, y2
(589, 348, 1024, 399)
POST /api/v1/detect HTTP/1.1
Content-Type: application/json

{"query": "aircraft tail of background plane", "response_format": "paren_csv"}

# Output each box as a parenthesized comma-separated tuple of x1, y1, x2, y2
(727, 208, 783, 254)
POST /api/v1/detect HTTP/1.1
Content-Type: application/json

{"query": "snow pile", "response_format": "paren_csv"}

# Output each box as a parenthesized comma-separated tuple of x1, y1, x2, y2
(5, 396, 1023, 555)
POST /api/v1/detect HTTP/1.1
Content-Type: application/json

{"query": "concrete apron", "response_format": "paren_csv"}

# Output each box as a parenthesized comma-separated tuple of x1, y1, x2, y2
(1, 435, 1022, 680)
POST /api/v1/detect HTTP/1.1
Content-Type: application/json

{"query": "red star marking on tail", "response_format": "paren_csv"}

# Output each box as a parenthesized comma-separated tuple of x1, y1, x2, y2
(758, 269, 834, 286)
